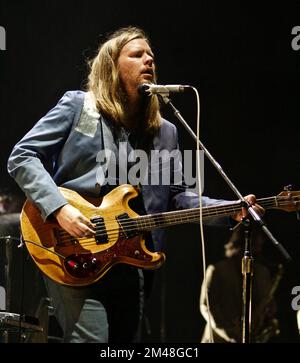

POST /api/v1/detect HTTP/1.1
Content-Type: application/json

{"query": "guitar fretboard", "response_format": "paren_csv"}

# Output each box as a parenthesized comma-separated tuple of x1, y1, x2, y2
(134, 196, 278, 231)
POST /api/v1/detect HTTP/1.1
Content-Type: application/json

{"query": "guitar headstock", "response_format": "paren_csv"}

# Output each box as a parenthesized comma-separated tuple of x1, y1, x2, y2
(276, 186, 300, 212)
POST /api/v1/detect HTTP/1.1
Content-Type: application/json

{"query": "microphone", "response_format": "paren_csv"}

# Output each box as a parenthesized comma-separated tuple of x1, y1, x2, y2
(138, 83, 190, 96)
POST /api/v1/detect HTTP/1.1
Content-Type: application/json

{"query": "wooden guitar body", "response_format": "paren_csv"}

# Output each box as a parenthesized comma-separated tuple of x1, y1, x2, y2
(21, 185, 165, 286)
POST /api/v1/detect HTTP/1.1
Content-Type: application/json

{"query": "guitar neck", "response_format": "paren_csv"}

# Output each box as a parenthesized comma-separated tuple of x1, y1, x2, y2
(135, 196, 278, 231)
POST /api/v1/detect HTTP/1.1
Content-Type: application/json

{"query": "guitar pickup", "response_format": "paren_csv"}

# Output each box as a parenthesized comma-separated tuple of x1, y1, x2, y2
(116, 213, 138, 239)
(90, 216, 108, 244)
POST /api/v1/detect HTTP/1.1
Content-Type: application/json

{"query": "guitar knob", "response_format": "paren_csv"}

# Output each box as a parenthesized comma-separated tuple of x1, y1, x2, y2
(67, 260, 79, 270)
(83, 262, 88, 269)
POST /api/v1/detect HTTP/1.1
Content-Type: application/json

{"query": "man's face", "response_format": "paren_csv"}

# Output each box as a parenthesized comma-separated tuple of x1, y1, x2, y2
(117, 38, 155, 97)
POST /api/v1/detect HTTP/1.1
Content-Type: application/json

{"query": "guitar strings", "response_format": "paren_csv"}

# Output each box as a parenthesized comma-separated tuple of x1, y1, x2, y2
(45, 198, 297, 242)
(27, 197, 299, 249)
(33, 196, 291, 241)
(52, 198, 299, 248)
(56, 203, 248, 243)
(56, 199, 298, 241)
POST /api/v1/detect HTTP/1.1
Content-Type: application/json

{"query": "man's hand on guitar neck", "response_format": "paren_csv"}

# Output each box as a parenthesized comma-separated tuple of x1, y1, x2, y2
(54, 204, 96, 238)
(231, 194, 265, 223)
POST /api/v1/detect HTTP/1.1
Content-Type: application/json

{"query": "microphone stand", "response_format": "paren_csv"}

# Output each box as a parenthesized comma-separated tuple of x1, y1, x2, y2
(241, 218, 253, 343)
(159, 92, 292, 343)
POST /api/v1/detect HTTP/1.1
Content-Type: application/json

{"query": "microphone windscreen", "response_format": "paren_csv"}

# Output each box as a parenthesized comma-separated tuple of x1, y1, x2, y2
(137, 84, 150, 95)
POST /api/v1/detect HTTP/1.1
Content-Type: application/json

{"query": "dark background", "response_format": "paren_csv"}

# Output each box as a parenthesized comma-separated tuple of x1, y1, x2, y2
(0, 0, 299, 343)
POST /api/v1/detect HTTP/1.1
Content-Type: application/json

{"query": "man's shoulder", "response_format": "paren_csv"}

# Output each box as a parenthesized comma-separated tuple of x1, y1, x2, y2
(158, 118, 177, 140)
(153, 118, 178, 147)
(55, 91, 88, 114)
(211, 258, 237, 272)
(61, 90, 86, 102)
(160, 117, 176, 131)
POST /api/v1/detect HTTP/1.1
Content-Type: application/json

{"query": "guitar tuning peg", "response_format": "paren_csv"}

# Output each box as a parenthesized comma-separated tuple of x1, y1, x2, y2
(284, 184, 292, 192)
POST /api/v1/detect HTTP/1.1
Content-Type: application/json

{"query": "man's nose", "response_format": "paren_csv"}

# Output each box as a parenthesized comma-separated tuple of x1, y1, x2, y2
(144, 54, 154, 66)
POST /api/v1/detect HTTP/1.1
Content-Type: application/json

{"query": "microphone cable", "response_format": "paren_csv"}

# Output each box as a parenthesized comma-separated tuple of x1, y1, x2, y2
(190, 86, 214, 343)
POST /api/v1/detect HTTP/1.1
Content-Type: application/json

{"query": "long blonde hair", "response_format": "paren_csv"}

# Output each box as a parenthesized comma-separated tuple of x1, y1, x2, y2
(87, 26, 161, 135)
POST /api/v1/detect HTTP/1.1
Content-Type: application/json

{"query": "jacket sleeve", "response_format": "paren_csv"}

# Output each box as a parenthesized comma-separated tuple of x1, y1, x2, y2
(7, 91, 82, 220)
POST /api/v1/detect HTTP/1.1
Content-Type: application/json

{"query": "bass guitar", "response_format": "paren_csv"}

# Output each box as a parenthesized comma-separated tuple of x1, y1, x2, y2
(20, 184, 300, 286)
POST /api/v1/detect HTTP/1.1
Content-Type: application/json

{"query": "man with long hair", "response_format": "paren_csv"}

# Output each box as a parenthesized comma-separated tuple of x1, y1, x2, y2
(7, 26, 263, 342)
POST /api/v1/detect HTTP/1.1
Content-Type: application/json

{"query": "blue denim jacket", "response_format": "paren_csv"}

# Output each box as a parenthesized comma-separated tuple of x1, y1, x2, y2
(7, 90, 230, 251)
